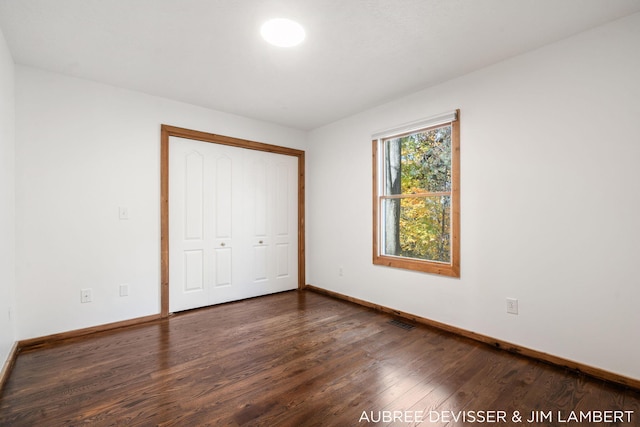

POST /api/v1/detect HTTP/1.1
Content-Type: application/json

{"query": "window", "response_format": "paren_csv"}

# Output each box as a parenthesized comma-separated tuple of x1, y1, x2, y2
(372, 110, 460, 277)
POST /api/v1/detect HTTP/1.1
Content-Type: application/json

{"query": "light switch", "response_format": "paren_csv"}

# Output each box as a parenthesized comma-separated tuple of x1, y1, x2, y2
(119, 206, 129, 220)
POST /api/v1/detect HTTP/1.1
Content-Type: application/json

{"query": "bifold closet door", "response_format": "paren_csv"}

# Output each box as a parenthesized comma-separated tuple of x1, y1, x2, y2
(169, 136, 298, 313)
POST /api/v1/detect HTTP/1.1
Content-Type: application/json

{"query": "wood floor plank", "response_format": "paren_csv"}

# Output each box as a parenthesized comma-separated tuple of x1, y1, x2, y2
(1, 290, 639, 426)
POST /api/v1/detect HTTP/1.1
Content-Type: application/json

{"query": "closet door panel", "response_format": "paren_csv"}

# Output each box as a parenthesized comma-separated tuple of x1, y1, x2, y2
(169, 137, 298, 312)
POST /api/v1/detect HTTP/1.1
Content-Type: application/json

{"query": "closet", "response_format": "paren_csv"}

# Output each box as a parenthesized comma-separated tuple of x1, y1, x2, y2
(168, 135, 299, 312)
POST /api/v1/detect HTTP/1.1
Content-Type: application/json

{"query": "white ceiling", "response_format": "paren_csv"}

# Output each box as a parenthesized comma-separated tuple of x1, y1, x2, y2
(1, 0, 640, 130)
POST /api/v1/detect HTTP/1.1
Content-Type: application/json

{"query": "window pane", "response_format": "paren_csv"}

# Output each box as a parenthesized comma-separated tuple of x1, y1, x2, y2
(384, 125, 452, 195)
(374, 111, 459, 277)
(382, 195, 451, 263)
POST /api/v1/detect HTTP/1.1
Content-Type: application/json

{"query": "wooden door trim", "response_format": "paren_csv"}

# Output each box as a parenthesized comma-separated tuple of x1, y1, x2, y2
(160, 124, 305, 317)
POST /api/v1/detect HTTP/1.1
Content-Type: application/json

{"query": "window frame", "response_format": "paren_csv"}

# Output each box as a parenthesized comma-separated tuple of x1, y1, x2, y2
(372, 110, 460, 277)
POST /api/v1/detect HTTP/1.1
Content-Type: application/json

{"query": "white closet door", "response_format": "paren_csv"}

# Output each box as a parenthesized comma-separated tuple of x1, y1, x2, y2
(169, 137, 297, 312)
(243, 149, 299, 299)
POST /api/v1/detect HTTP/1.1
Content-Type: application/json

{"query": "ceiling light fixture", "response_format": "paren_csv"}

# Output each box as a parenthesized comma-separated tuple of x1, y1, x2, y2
(260, 18, 306, 47)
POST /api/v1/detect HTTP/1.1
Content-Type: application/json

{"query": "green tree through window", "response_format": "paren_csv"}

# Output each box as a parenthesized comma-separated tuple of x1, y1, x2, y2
(373, 111, 460, 277)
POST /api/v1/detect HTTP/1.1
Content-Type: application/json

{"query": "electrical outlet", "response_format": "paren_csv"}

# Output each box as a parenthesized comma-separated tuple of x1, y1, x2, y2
(506, 298, 518, 315)
(339, 266, 344, 277)
(119, 284, 129, 297)
(81, 288, 92, 303)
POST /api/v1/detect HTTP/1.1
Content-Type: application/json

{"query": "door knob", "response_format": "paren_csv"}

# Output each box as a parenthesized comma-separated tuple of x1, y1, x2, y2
(220, 242, 226, 247)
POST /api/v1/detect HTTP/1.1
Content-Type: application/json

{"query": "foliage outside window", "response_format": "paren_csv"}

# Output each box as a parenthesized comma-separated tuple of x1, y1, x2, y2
(373, 110, 460, 277)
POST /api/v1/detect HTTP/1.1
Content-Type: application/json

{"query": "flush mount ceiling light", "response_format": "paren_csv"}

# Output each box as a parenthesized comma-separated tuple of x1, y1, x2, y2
(260, 18, 306, 47)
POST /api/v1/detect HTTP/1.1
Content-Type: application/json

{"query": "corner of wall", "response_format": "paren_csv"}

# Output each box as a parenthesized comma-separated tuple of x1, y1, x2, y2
(0, 23, 18, 379)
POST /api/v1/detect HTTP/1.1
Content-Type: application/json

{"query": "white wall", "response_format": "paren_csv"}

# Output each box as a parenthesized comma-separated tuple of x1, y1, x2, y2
(0, 27, 16, 369)
(307, 13, 640, 380)
(15, 67, 306, 339)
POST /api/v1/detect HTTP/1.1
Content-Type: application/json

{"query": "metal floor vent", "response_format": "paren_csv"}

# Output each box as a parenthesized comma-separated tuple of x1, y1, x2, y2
(388, 319, 415, 331)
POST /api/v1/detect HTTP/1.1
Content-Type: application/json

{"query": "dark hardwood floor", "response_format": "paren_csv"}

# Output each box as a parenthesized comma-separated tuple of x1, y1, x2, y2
(1, 290, 639, 426)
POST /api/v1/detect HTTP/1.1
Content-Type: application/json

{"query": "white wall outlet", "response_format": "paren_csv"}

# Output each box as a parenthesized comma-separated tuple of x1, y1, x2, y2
(118, 206, 129, 220)
(119, 283, 129, 297)
(506, 298, 518, 315)
(339, 266, 344, 277)
(81, 288, 92, 303)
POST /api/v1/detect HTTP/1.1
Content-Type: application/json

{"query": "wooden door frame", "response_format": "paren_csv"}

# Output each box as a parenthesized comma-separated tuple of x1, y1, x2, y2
(160, 124, 305, 317)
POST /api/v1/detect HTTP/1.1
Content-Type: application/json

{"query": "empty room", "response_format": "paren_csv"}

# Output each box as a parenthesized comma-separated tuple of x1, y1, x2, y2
(1, 1, 640, 425)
